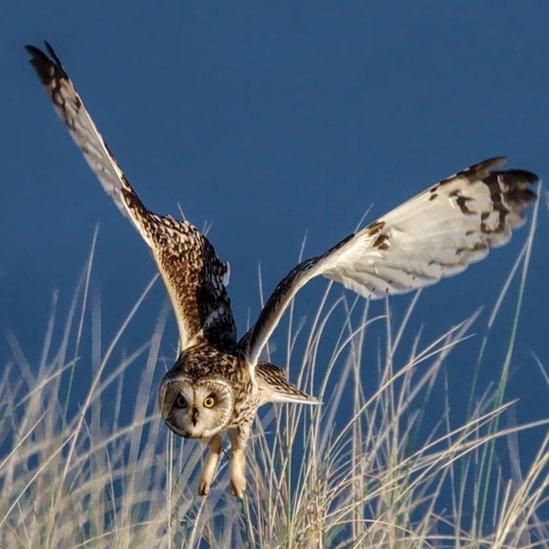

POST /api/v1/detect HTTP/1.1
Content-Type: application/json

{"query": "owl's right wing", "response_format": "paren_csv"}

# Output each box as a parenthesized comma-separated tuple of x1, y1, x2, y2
(239, 157, 539, 367)
(26, 42, 235, 349)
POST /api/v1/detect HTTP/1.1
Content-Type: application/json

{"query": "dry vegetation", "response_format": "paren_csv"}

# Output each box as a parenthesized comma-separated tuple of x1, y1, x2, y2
(1, 208, 547, 548)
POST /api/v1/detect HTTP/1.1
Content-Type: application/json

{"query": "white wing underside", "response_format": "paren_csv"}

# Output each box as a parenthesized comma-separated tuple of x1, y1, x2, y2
(240, 157, 538, 366)
(323, 160, 517, 296)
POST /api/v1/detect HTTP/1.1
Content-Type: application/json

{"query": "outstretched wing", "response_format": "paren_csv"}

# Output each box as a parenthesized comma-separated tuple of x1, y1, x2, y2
(26, 42, 235, 349)
(240, 157, 539, 366)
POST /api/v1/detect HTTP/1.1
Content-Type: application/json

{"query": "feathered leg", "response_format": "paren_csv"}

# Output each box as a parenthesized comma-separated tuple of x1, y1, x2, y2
(197, 434, 222, 496)
(229, 424, 250, 498)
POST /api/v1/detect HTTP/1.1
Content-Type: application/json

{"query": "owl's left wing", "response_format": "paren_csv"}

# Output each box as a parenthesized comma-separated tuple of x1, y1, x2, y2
(239, 157, 539, 367)
(26, 42, 236, 349)
(25, 42, 134, 221)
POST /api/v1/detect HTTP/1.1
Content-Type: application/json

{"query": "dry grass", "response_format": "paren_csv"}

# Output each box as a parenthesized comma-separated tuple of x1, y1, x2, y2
(1, 210, 547, 548)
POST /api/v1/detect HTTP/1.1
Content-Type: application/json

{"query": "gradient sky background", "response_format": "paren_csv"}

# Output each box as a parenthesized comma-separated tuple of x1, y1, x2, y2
(1, 2, 548, 473)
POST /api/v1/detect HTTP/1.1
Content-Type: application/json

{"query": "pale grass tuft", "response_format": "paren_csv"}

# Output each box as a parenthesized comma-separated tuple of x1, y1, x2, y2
(1, 217, 547, 547)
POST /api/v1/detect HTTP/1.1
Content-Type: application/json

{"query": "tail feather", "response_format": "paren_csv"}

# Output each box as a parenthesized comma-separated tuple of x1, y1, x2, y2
(255, 362, 318, 406)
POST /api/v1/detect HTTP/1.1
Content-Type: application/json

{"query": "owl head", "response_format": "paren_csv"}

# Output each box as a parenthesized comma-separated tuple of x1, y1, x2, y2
(158, 374, 234, 439)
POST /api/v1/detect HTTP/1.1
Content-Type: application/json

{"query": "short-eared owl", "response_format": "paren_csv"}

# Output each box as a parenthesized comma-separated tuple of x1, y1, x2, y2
(26, 42, 539, 498)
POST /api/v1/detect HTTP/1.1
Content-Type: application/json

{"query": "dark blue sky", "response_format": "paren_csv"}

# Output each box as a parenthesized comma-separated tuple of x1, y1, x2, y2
(1, 2, 547, 447)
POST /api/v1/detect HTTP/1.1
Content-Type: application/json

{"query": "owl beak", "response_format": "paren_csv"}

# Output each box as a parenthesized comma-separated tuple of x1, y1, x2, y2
(191, 406, 199, 426)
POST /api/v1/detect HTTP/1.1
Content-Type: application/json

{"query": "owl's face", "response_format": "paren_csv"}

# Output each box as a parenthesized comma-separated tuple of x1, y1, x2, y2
(158, 376, 234, 439)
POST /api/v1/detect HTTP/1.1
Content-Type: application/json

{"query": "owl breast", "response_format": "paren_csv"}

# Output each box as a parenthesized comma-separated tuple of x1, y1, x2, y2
(227, 362, 259, 428)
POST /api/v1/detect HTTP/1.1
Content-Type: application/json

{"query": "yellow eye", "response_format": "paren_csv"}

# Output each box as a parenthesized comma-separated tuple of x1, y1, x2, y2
(203, 396, 216, 409)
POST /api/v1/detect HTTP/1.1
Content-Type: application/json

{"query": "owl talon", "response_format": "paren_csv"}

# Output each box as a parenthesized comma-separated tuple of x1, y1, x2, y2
(230, 475, 246, 499)
(197, 481, 210, 496)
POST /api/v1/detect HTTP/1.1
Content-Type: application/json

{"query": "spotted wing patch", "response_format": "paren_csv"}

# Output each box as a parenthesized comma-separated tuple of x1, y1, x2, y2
(26, 43, 236, 349)
(240, 157, 538, 366)
(149, 215, 236, 348)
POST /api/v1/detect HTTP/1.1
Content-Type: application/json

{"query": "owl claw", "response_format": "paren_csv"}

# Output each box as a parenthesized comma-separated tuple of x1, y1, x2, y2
(230, 475, 246, 499)
(197, 481, 210, 496)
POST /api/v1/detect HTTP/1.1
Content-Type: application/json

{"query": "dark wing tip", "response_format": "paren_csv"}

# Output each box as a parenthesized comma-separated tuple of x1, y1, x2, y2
(496, 169, 540, 206)
(482, 155, 508, 166)
(465, 156, 508, 179)
(25, 45, 53, 85)
(502, 169, 540, 186)
(24, 44, 42, 55)
(489, 155, 508, 164)
(464, 159, 539, 206)
(44, 41, 63, 67)
(25, 42, 66, 85)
